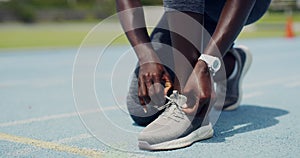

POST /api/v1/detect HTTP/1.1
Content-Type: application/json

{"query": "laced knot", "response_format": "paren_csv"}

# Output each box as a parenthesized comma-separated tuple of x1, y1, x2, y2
(155, 95, 186, 122)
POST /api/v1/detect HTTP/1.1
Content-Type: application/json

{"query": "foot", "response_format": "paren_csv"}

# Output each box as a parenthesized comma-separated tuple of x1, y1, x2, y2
(216, 45, 253, 111)
(138, 91, 213, 151)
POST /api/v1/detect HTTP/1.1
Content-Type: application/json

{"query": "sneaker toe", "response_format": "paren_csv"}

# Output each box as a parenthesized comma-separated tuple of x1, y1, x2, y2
(138, 123, 174, 145)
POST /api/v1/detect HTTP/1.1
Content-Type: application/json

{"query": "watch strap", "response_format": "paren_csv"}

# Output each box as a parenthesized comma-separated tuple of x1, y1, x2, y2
(198, 54, 221, 75)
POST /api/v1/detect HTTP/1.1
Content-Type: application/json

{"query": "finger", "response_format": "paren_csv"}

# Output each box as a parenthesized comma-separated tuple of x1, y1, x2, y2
(182, 94, 199, 115)
(138, 87, 145, 105)
(153, 75, 163, 94)
(183, 76, 213, 114)
(138, 78, 147, 105)
(143, 77, 153, 104)
(138, 95, 146, 105)
(181, 89, 199, 114)
(162, 69, 172, 83)
(143, 95, 151, 105)
(152, 76, 165, 105)
(183, 97, 210, 115)
(182, 102, 199, 115)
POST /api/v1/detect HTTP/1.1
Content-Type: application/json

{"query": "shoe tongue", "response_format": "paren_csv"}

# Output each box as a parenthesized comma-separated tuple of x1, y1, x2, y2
(169, 94, 187, 107)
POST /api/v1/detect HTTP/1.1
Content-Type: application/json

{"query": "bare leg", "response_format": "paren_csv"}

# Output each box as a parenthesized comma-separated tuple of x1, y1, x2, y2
(167, 11, 204, 92)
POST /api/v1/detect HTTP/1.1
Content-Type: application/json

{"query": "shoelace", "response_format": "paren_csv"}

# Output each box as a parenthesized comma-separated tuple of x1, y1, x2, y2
(152, 96, 172, 111)
(154, 96, 186, 122)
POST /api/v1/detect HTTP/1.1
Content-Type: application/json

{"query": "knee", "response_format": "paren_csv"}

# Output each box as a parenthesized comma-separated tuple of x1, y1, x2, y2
(127, 98, 164, 126)
(127, 102, 164, 126)
(130, 114, 157, 127)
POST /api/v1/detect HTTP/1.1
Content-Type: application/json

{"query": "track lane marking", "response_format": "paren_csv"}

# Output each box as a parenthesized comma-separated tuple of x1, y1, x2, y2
(0, 132, 102, 157)
(0, 105, 126, 127)
(285, 81, 300, 88)
(6, 133, 94, 156)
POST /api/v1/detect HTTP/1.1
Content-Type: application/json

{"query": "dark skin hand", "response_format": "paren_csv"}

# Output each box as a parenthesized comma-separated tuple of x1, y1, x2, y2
(138, 62, 171, 105)
(182, 61, 216, 115)
(116, 0, 256, 113)
(116, 0, 172, 106)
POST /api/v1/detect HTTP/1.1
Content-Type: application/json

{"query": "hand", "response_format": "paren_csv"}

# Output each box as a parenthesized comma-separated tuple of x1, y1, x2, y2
(138, 62, 172, 106)
(182, 60, 216, 115)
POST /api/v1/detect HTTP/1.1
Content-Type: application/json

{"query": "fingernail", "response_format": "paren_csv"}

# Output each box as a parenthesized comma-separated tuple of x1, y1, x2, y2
(143, 106, 147, 113)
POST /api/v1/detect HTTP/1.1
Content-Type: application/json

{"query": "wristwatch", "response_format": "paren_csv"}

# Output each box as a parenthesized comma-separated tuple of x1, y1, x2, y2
(198, 54, 221, 75)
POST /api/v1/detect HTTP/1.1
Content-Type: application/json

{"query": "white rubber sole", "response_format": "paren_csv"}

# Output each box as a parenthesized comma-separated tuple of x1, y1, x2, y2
(223, 45, 253, 111)
(138, 123, 213, 151)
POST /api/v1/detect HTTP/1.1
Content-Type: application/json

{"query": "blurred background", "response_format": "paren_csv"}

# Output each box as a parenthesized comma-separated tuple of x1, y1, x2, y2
(0, 1, 299, 157)
(0, 0, 299, 49)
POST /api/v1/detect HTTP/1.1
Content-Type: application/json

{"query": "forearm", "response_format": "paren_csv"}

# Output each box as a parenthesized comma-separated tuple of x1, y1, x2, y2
(116, 0, 158, 63)
(204, 0, 256, 57)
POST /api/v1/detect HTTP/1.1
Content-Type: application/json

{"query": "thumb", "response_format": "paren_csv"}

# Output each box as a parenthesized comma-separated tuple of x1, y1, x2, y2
(182, 103, 198, 115)
(182, 97, 210, 115)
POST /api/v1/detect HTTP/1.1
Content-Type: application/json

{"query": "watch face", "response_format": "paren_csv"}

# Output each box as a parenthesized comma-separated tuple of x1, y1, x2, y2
(213, 60, 219, 69)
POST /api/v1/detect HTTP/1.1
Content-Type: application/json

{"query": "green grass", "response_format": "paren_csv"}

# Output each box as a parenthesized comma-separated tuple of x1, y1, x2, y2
(0, 30, 129, 48)
(238, 12, 300, 39)
(257, 12, 300, 23)
(1, 30, 85, 48)
(0, 22, 129, 49)
(0, 23, 87, 48)
(0, 12, 299, 49)
(238, 30, 288, 39)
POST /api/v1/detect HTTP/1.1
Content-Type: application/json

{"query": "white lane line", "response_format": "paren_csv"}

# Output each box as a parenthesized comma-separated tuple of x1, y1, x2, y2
(0, 105, 126, 127)
(221, 123, 252, 134)
(0, 112, 80, 127)
(7, 133, 93, 157)
(285, 81, 300, 88)
(6, 133, 153, 158)
(55, 133, 93, 144)
(0, 132, 102, 157)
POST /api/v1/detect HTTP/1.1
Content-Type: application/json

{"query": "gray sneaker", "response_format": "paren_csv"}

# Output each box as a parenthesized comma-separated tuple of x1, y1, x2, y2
(216, 45, 253, 111)
(138, 91, 214, 151)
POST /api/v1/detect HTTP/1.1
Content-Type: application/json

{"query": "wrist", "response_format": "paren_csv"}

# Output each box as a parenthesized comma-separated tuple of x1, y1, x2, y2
(195, 60, 210, 74)
(198, 54, 221, 75)
(134, 45, 160, 65)
(138, 52, 160, 65)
